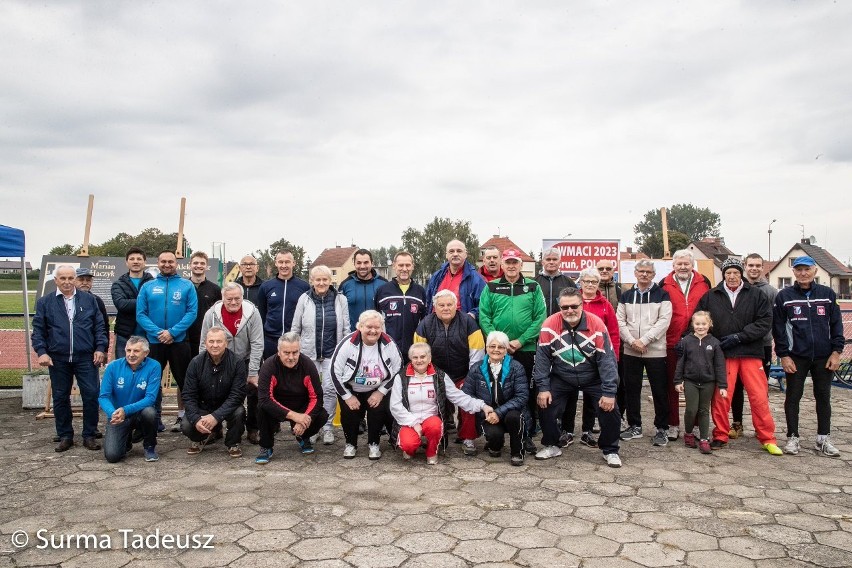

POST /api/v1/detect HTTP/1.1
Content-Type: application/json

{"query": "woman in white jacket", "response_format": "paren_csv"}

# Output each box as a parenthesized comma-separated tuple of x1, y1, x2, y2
(291, 265, 350, 444)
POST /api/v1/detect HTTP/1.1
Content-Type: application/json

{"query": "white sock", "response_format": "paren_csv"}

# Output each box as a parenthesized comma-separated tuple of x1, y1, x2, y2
(816, 434, 827, 443)
(178, 410, 185, 418)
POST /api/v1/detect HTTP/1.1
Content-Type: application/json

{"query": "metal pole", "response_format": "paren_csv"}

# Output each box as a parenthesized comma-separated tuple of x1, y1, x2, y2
(21, 257, 32, 372)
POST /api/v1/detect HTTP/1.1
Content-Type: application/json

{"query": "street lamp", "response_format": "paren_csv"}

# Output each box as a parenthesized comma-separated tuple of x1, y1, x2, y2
(767, 219, 777, 260)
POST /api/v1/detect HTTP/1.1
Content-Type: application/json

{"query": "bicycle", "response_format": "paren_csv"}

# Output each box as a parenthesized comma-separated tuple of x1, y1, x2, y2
(832, 338, 852, 388)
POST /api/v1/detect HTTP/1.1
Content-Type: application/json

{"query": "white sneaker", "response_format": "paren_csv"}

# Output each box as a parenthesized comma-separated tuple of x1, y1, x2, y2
(343, 444, 357, 459)
(784, 436, 800, 455)
(462, 439, 477, 456)
(604, 453, 622, 468)
(309, 434, 319, 444)
(426, 455, 438, 465)
(402, 451, 412, 460)
(667, 426, 679, 441)
(534, 445, 563, 460)
(322, 429, 335, 445)
(368, 443, 382, 460)
(815, 436, 840, 457)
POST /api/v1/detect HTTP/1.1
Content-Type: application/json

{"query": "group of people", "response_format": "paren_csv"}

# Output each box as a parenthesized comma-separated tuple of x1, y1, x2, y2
(32, 241, 844, 468)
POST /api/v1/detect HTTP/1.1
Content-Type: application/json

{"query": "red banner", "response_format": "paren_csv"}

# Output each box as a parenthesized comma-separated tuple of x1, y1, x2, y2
(542, 239, 620, 276)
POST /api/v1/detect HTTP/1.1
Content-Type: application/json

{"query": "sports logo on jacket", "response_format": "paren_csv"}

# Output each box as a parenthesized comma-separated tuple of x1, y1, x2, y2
(137, 381, 147, 390)
(390, 301, 398, 311)
(117, 377, 125, 387)
(173, 291, 182, 301)
(793, 306, 801, 315)
(817, 306, 826, 316)
(410, 304, 419, 313)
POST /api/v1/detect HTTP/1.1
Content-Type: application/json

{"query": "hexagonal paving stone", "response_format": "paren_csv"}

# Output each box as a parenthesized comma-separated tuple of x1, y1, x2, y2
(434, 505, 484, 521)
(291, 518, 348, 538)
(522, 500, 575, 517)
(659, 501, 714, 519)
(538, 516, 595, 537)
(400, 552, 468, 568)
(174, 542, 245, 567)
(777, 513, 838, 533)
(497, 527, 559, 549)
(656, 529, 718, 551)
(514, 547, 580, 567)
(442, 520, 500, 540)
(342, 508, 398, 526)
(687, 550, 758, 568)
(342, 525, 398, 546)
(719, 536, 786, 560)
(620, 542, 686, 567)
(59, 549, 134, 568)
(345, 544, 408, 568)
(237, 529, 298, 551)
(393, 514, 444, 532)
(453, 539, 517, 563)
(595, 522, 654, 543)
(573, 505, 628, 523)
(787, 543, 852, 567)
(228, 551, 298, 568)
(746, 524, 813, 545)
(245, 512, 300, 531)
(557, 534, 620, 557)
(395, 531, 457, 554)
(287, 537, 352, 561)
(630, 512, 687, 531)
(484, 509, 540, 528)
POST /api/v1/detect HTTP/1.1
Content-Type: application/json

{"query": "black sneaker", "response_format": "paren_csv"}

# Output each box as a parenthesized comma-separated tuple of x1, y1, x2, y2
(510, 454, 524, 466)
(710, 439, 727, 450)
(171, 417, 182, 433)
(559, 432, 575, 448)
(580, 432, 598, 447)
(487, 448, 502, 458)
(620, 425, 642, 440)
(523, 437, 537, 454)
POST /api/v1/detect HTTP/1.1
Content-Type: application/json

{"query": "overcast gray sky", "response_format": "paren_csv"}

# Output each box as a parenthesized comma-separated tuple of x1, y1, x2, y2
(2, 1, 851, 267)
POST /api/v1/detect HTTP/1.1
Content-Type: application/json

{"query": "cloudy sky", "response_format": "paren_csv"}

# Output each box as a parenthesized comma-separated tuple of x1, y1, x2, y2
(2, 1, 851, 267)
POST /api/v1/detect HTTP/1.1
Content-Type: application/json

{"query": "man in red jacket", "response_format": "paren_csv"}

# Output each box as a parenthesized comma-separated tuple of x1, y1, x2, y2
(659, 249, 711, 441)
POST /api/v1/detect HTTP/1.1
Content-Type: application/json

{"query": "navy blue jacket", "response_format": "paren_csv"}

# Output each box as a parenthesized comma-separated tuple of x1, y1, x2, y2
(463, 355, 529, 421)
(32, 291, 109, 361)
(375, 278, 427, 360)
(425, 261, 486, 317)
(256, 275, 310, 337)
(111, 272, 155, 338)
(773, 281, 844, 360)
(340, 269, 388, 331)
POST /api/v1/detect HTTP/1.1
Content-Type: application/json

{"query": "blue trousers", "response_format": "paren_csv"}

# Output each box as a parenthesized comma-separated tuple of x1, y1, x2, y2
(49, 357, 100, 440)
(103, 406, 158, 463)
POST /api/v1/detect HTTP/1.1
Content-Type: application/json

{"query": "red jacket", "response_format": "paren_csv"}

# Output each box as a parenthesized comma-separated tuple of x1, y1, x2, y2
(582, 291, 620, 359)
(479, 265, 504, 283)
(659, 270, 712, 348)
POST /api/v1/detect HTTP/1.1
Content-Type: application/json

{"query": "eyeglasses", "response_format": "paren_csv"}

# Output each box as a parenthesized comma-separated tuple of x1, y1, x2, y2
(559, 304, 582, 311)
(597, 267, 613, 271)
(580, 280, 598, 285)
(240, 263, 257, 267)
(636, 270, 655, 275)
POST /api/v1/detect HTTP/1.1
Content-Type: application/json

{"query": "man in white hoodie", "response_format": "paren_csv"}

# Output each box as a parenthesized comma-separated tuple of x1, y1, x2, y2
(199, 283, 264, 443)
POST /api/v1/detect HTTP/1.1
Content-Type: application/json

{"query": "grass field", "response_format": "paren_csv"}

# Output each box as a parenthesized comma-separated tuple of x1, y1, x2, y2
(0, 292, 35, 329)
(0, 369, 27, 387)
(0, 279, 37, 291)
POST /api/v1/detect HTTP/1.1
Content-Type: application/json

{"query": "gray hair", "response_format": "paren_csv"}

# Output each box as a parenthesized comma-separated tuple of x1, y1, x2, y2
(635, 259, 656, 271)
(310, 264, 333, 281)
(126, 335, 150, 353)
(578, 267, 601, 282)
(485, 331, 510, 349)
(408, 342, 432, 358)
(205, 326, 229, 340)
(279, 331, 301, 346)
(357, 310, 385, 329)
(542, 247, 561, 259)
(672, 249, 694, 262)
(432, 288, 458, 305)
(222, 282, 244, 297)
(52, 264, 76, 278)
(481, 245, 500, 256)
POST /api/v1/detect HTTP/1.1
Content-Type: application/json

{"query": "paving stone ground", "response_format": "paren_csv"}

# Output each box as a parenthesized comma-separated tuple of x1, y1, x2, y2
(2, 384, 852, 567)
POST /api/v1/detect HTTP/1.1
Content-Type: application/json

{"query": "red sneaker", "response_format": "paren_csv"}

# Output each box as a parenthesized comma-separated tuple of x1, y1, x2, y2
(684, 433, 697, 448)
(699, 439, 712, 454)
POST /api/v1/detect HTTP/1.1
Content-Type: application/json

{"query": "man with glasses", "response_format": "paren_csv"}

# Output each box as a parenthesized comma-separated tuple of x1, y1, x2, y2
(535, 247, 577, 316)
(596, 260, 621, 311)
(533, 288, 622, 467)
(773, 256, 845, 457)
(235, 255, 264, 305)
(616, 260, 672, 446)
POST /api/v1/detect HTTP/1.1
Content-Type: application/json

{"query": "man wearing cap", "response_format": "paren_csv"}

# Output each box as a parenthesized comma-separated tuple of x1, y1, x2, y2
(478, 245, 504, 283)
(425, 239, 486, 318)
(75, 267, 109, 340)
(696, 257, 781, 455)
(479, 248, 547, 452)
(535, 247, 577, 316)
(773, 255, 845, 457)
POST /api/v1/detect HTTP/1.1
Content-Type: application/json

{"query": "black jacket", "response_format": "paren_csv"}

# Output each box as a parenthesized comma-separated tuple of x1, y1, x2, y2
(535, 272, 578, 316)
(695, 281, 771, 360)
(235, 275, 264, 306)
(674, 333, 727, 388)
(773, 281, 845, 360)
(111, 272, 155, 338)
(414, 312, 483, 380)
(375, 278, 427, 361)
(187, 279, 222, 348)
(182, 349, 247, 425)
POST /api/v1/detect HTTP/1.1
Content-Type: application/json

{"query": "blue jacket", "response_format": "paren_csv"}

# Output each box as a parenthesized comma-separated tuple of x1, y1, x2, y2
(98, 356, 161, 418)
(773, 281, 844, 360)
(136, 274, 198, 344)
(425, 261, 486, 317)
(375, 278, 427, 360)
(340, 269, 388, 331)
(32, 291, 108, 361)
(463, 355, 529, 421)
(256, 275, 310, 337)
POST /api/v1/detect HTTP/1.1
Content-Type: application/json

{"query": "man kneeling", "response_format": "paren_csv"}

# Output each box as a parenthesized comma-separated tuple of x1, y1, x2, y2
(99, 336, 162, 462)
(255, 332, 328, 464)
(181, 327, 247, 457)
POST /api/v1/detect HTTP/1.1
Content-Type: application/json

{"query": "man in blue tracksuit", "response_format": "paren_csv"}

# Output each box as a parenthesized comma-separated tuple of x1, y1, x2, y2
(773, 255, 845, 457)
(340, 249, 388, 331)
(99, 336, 162, 462)
(375, 251, 426, 363)
(32, 265, 108, 452)
(136, 250, 198, 430)
(256, 250, 310, 358)
(425, 239, 486, 318)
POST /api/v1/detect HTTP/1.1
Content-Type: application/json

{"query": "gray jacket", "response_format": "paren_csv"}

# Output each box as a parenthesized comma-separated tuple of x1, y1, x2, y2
(291, 290, 350, 360)
(750, 279, 778, 347)
(199, 300, 264, 376)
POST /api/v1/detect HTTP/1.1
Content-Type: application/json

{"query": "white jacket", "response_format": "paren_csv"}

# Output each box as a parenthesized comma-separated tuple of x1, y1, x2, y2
(291, 290, 350, 360)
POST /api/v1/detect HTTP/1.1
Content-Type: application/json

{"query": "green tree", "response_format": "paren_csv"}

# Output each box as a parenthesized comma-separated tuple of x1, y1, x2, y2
(634, 204, 721, 256)
(369, 245, 401, 268)
(48, 244, 78, 255)
(637, 230, 692, 259)
(401, 217, 479, 282)
(49, 228, 189, 258)
(257, 238, 307, 279)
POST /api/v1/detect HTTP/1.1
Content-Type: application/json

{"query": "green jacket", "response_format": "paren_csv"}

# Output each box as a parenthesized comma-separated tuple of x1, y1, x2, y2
(479, 277, 547, 352)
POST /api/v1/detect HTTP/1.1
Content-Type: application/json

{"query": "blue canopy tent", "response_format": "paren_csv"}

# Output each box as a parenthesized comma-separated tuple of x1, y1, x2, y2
(0, 224, 32, 371)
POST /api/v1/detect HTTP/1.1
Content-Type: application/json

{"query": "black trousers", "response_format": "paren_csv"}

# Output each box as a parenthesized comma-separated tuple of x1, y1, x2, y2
(540, 380, 620, 455)
(181, 406, 246, 448)
(149, 341, 192, 421)
(482, 409, 523, 456)
(784, 355, 833, 437)
(339, 391, 392, 447)
(560, 391, 596, 434)
(513, 350, 537, 437)
(256, 406, 328, 449)
(622, 355, 669, 430)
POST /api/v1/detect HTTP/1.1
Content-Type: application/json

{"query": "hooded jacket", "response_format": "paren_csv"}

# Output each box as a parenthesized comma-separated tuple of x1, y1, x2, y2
(136, 273, 198, 344)
(659, 270, 712, 349)
(291, 288, 350, 360)
(616, 283, 672, 358)
(199, 299, 264, 375)
(479, 265, 504, 283)
(339, 269, 388, 330)
(234, 275, 264, 306)
(111, 272, 155, 338)
(425, 261, 486, 317)
(695, 280, 771, 360)
(674, 333, 727, 388)
(750, 279, 778, 346)
(479, 277, 547, 352)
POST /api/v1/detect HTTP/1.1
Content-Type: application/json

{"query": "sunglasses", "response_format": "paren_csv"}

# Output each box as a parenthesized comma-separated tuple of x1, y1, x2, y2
(597, 267, 613, 271)
(559, 304, 582, 311)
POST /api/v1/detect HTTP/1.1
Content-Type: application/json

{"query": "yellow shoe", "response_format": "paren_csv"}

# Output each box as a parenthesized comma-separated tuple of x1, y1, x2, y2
(764, 443, 782, 456)
(728, 422, 743, 439)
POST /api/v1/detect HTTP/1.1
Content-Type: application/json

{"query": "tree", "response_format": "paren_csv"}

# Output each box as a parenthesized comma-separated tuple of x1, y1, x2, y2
(369, 245, 401, 268)
(47, 228, 188, 258)
(256, 238, 307, 279)
(636, 230, 692, 259)
(401, 217, 479, 282)
(634, 204, 721, 256)
(49, 244, 78, 255)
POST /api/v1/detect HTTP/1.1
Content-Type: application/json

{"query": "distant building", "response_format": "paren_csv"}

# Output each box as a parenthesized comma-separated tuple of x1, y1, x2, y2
(479, 235, 536, 277)
(310, 246, 359, 288)
(768, 239, 852, 300)
(0, 261, 32, 274)
(687, 237, 739, 284)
